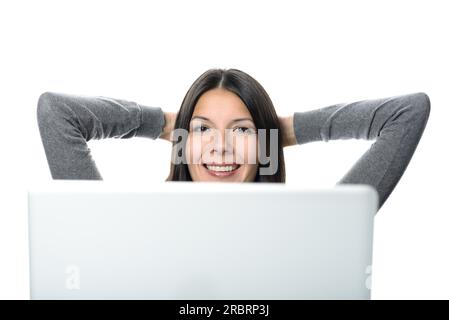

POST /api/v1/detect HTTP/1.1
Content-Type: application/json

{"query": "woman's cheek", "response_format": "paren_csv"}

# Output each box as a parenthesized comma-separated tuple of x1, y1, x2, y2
(233, 135, 256, 165)
(186, 134, 203, 165)
(245, 135, 258, 165)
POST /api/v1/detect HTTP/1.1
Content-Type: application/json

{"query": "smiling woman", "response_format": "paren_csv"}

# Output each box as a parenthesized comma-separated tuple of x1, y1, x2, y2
(165, 69, 285, 182)
(187, 92, 260, 181)
(36, 68, 430, 211)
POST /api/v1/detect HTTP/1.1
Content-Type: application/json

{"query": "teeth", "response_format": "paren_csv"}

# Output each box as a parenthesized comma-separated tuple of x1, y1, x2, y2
(205, 165, 237, 172)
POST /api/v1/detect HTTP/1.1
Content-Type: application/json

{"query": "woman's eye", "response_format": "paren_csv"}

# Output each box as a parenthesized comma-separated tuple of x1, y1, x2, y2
(193, 125, 210, 133)
(233, 127, 255, 134)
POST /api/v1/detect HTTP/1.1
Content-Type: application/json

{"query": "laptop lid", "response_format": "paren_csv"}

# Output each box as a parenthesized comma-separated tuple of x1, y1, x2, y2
(28, 181, 377, 299)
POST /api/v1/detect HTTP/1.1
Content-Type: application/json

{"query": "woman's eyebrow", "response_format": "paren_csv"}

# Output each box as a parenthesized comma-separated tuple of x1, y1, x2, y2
(191, 116, 254, 124)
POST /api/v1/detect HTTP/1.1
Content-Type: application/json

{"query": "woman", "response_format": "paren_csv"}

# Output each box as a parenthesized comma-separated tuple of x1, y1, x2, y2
(36, 68, 431, 211)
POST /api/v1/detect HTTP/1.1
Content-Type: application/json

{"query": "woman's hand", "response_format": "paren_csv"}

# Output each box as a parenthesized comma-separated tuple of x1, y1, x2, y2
(159, 111, 178, 142)
(279, 115, 297, 148)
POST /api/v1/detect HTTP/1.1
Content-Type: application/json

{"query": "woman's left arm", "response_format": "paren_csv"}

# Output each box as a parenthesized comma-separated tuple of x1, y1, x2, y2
(280, 92, 431, 211)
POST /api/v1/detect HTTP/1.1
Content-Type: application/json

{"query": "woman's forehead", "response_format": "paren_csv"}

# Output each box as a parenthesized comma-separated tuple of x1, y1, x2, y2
(192, 88, 252, 120)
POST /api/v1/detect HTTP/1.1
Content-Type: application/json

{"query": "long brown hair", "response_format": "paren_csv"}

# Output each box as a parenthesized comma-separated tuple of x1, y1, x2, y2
(166, 68, 286, 182)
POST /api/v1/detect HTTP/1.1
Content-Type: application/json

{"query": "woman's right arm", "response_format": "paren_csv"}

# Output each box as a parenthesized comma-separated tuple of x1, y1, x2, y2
(37, 92, 166, 180)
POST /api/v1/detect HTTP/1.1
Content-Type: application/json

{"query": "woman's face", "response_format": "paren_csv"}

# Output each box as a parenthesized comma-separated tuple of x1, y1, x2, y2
(186, 88, 258, 182)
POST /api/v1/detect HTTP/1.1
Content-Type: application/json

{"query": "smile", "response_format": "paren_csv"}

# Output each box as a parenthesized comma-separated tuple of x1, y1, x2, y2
(202, 163, 241, 177)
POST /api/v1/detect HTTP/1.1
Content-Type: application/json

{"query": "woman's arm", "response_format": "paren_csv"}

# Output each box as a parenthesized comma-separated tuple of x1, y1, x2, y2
(282, 92, 431, 211)
(37, 91, 166, 180)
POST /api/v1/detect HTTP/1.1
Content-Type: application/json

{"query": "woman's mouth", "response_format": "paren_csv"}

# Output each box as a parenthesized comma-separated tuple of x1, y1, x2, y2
(202, 163, 241, 177)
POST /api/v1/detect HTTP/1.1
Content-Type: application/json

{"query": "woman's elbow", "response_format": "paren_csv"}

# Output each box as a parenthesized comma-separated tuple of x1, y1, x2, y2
(412, 92, 431, 123)
(37, 92, 59, 123)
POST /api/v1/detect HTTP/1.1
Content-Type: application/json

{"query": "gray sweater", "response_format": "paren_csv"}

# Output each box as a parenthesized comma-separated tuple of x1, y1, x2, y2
(36, 91, 431, 211)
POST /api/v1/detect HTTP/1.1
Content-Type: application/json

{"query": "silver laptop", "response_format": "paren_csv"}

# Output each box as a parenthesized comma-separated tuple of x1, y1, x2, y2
(28, 180, 378, 300)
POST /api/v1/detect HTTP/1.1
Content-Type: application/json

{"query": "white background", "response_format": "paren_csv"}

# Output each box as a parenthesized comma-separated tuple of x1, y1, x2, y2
(0, 0, 447, 299)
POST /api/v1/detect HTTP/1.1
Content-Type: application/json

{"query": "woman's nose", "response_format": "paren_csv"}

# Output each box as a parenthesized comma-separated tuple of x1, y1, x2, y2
(210, 129, 234, 157)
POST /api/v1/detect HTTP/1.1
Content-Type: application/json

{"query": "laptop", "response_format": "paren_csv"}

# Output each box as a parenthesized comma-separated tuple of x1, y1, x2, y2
(28, 180, 378, 300)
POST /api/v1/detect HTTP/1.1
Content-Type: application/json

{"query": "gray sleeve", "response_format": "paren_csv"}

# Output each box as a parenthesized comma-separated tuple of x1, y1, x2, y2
(292, 92, 431, 211)
(37, 91, 166, 180)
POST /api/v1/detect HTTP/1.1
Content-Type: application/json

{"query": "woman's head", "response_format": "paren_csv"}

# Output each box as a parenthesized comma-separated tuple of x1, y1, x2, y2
(166, 68, 285, 183)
